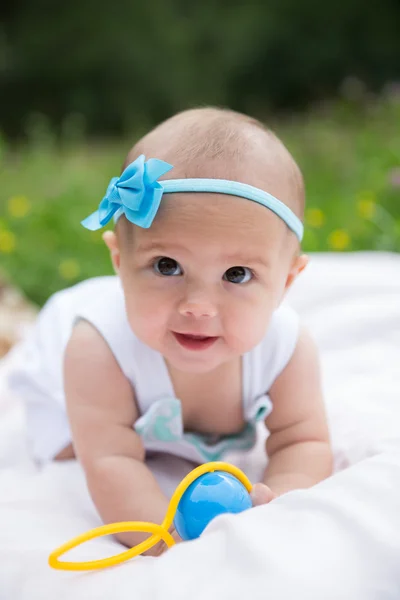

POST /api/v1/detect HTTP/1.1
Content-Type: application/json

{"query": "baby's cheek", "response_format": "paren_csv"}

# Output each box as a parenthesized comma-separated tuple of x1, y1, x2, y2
(126, 292, 166, 341)
(225, 305, 269, 352)
(244, 295, 275, 344)
(243, 313, 270, 348)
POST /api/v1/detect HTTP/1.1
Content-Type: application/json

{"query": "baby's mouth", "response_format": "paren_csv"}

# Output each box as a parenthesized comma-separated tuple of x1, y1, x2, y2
(172, 332, 219, 351)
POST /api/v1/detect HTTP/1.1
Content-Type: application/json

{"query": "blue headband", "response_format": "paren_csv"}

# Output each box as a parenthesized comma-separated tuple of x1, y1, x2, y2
(81, 154, 304, 241)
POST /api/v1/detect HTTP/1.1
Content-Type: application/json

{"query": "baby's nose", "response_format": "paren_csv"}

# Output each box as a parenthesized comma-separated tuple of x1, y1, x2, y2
(178, 299, 217, 319)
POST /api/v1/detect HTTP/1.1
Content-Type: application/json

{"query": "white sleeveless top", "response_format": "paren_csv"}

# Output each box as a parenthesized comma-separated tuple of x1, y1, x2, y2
(8, 277, 300, 464)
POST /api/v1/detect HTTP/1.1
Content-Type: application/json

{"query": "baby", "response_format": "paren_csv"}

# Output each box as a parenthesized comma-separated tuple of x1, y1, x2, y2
(10, 107, 332, 555)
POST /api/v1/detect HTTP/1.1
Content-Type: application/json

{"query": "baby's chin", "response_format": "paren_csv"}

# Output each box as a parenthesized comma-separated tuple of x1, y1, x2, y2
(162, 338, 261, 374)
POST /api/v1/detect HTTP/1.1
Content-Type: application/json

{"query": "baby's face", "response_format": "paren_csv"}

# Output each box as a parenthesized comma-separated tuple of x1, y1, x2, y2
(115, 194, 305, 373)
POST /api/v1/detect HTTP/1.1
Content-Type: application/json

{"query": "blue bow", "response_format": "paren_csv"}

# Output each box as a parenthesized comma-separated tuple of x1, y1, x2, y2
(81, 154, 173, 231)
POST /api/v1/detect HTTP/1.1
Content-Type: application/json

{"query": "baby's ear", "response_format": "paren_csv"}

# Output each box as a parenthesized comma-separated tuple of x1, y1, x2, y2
(284, 253, 309, 291)
(103, 231, 121, 273)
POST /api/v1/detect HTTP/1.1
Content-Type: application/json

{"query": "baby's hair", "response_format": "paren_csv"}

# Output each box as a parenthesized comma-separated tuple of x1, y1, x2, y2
(118, 107, 305, 240)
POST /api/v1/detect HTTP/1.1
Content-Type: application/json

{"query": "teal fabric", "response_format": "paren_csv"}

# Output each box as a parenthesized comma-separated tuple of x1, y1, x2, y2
(134, 395, 271, 462)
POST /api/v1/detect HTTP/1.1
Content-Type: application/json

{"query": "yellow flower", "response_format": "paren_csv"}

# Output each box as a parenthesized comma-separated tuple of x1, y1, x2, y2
(328, 229, 350, 250)
(305, 208, 326, 228)
(357, 199, 376, 220)
(0, 230, 16, 253)
(58, 259, 80, 280)
(8, 195, 31, 218)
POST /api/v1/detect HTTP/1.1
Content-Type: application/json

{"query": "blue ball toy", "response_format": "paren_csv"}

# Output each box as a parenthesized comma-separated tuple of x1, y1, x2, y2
(174, 470, 252, 541)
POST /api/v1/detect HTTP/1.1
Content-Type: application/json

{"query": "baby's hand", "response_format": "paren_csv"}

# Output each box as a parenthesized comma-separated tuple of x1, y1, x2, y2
(250, 483, 277, 506)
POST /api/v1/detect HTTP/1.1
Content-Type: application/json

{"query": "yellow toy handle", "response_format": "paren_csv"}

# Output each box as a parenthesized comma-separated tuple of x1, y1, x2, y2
(49, 461, 252, 571)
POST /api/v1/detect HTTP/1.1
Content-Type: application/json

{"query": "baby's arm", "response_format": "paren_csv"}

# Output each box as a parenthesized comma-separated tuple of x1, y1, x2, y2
(64, 321, 179, 555)
(260, 326, 332, 498)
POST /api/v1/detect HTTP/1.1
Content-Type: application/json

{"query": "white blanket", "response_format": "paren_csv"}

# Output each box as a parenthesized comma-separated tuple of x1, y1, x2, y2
(1, 252, 400, 600)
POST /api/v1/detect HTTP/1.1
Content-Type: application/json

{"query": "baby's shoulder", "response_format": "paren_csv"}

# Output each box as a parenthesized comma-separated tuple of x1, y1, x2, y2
(55, 276, 144, 383)
(65, 316, 123, 374)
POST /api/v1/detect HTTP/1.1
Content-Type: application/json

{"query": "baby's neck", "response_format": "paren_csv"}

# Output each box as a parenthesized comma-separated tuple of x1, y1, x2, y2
(165, 355, 243, 434)
(165, 355, 240, 387)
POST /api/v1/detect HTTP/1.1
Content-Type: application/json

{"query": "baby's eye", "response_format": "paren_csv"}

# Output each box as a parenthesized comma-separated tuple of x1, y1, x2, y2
(153, 257, 183, 277)
(223, 266, 253, 284)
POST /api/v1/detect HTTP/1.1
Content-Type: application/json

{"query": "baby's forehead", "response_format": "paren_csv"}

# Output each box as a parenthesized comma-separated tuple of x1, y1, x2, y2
(131, 192, 289, 256)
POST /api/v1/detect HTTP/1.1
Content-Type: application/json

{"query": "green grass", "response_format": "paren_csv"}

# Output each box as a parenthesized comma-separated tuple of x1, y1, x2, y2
(1, 96, 399, 306)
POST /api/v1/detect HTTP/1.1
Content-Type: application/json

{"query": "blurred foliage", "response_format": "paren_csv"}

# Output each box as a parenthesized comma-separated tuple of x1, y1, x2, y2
(1, 0, 400, 137)
(0, 95, 399, 306)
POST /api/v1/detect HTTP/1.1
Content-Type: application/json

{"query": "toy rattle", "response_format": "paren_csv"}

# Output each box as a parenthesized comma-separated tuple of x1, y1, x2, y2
(49, 461, 253, 571)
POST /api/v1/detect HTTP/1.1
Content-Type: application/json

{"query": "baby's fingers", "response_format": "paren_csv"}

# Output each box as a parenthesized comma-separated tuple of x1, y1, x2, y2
(250, 483, 276, 506)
